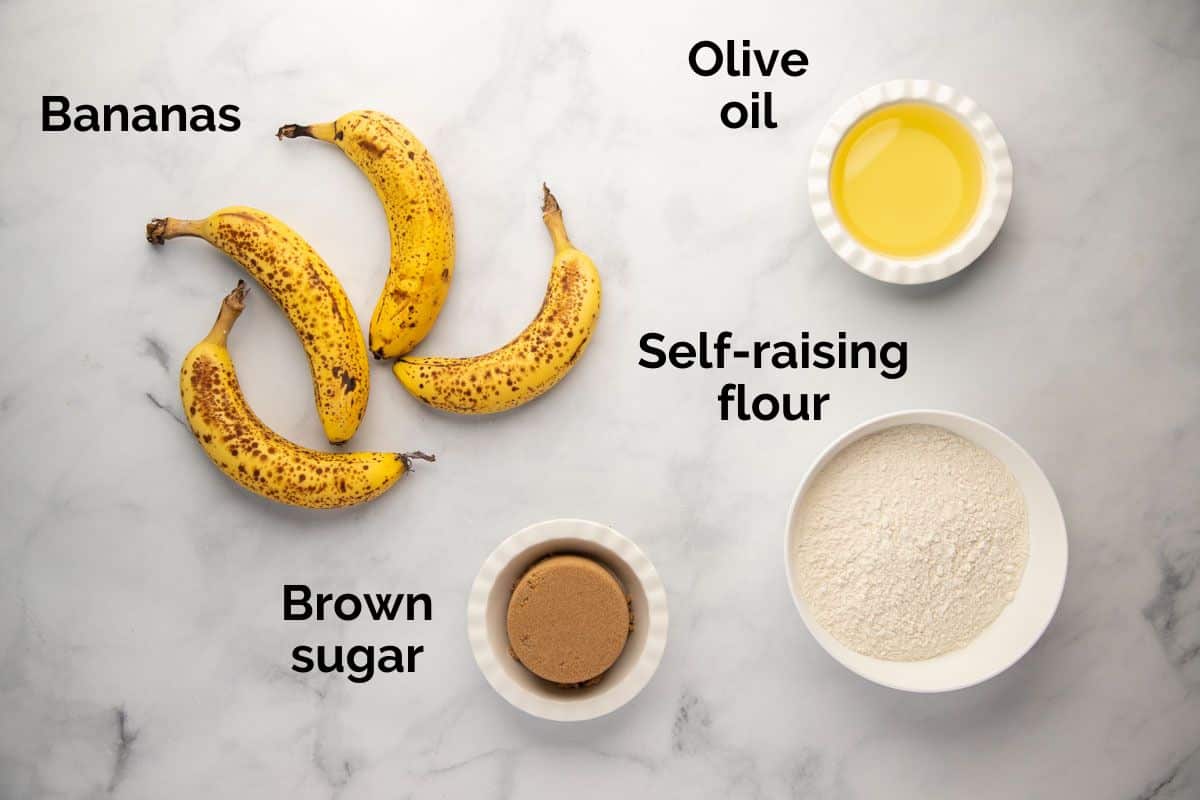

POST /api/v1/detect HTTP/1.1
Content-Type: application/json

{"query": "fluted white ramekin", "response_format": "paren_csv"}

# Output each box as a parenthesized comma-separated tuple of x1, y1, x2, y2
(467, 519, 668, 721)
(809, 80, 1013, 284)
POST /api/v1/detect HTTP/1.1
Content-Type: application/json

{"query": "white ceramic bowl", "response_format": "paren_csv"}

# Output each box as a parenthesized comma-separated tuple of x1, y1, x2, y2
(784, 410, 1067, 692)
(467, 519, 669, 721)
(809, 79, 1013, 284)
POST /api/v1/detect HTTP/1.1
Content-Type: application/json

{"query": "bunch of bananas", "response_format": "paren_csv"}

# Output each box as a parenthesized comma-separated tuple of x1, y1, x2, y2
(149, 111, 601, 509)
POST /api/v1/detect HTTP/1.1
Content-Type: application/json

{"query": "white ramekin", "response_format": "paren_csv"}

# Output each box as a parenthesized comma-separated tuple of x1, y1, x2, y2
(808, 79, 1014, 284)
(784, 410, 1068, 692)
(467, 519, 669, 721)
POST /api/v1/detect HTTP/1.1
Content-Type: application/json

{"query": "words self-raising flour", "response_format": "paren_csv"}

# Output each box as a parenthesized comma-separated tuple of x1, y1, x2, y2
(793, 425, 1029, 661)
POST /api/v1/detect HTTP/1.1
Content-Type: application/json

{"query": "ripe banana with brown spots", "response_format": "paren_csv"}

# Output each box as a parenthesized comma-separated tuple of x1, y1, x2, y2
(180, 281, 434, 509)
(276, 111, 454, 360)
(393, 186, 600, 414)
(147, 207, 369, 445)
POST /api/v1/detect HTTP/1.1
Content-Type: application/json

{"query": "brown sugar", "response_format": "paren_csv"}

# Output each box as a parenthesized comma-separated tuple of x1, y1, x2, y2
(506, 555, 631, 685)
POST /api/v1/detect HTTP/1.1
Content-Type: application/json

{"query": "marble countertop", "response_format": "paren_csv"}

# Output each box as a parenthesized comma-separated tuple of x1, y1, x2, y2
(2, 0, 1198, 797)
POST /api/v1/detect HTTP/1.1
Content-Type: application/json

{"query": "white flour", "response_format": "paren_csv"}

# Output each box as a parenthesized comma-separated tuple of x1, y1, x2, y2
(793, 424, 1028, 661)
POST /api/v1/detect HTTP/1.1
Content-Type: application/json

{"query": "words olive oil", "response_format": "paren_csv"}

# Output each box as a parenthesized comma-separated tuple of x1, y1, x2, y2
(830, 102, 983, 258)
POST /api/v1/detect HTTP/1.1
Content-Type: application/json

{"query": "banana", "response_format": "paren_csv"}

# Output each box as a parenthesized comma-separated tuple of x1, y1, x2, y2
(277, 111, 454, 360)
(392, 186, 600, 414)
(147, 207, 369, 445)
(180, 281, 434, 509)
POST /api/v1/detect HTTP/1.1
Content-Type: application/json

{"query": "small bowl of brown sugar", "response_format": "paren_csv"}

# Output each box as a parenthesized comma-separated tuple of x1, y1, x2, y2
(468, 519, 669, 721)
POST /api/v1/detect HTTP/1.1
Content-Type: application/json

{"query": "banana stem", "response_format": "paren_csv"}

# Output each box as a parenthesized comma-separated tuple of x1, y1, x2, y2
(399, 451, 436, 470)
(276, 122, 337, 143)
(204, 281, 249, 347)
(542, 184, 572, 250)
(146, 217, 205, 244)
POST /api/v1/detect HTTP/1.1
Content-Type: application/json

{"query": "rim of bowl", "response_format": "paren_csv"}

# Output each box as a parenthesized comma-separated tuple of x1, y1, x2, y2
(808, 79, 1014, 285)
(783, 409, 1068, 692)
(467, 518, 669, 721)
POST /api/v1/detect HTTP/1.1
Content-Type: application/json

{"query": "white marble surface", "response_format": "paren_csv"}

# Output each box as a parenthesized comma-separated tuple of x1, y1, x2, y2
(2, 0, 1198, 797)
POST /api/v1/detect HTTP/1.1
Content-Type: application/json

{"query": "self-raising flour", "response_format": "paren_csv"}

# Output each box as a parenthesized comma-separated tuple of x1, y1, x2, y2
(793, 424, 1028, 661)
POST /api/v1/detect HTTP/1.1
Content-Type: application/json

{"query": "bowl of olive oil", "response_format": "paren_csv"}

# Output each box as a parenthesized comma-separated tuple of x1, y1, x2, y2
(809, 80, 1012, 284)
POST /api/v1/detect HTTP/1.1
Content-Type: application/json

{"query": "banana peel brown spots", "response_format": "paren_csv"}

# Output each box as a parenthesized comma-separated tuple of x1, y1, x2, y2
(178, 285, 430, 509)
(149, 207, 370, 445)
(331, 365, 358, 393)
(277, 110, 454, 359)
(358, 138, 388, 157)
(391, 187, 600, 415)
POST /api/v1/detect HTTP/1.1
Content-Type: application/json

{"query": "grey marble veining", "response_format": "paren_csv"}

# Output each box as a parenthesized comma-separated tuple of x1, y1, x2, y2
(1, 0, 1198, 797)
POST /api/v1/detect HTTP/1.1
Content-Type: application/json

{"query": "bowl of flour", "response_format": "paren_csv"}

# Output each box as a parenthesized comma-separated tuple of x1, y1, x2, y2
(784, 410, 1067, 692)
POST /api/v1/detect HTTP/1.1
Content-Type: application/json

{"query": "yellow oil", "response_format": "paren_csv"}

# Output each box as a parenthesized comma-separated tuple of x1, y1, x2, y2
(830, 102, 983, 258)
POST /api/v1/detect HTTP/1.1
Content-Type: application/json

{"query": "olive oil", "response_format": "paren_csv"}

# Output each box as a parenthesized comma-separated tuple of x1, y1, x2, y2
(830, 102, 983, 258)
